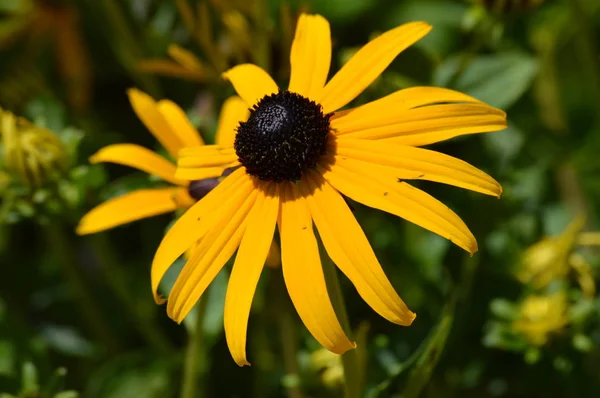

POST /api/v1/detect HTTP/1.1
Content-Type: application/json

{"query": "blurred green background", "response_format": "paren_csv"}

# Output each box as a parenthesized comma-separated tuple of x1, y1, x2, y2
(1, 0, 600, 397)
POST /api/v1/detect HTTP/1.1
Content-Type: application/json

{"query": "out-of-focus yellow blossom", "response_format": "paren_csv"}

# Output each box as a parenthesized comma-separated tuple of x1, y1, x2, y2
(518, 216, 597, 296)
(512, 291, 568, 346)
(140, 0, 297, 83)
(310, 348, 344, 388)
(0, 1, 92, 110)
(138, 44, 208, 82)
(0, 107, 67, 187)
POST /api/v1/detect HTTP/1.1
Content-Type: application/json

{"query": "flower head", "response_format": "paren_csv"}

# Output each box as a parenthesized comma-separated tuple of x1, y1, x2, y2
(512, 291, 569, 346)
(76, 90, 249, 234)
(0, 107, 67, 187)
(152, 14, 507, 366)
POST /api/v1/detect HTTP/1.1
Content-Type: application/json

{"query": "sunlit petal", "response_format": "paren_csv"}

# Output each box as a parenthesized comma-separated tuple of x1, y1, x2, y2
(127, 88, 184, 157)
(90, 144, 185, 186)
(225, 183, 279, 366)
(288, 14, 331, 100)
(317, 22, 432, 113)
(215, 97, 250, 146)
(151, 169, 250, 303)
(77, 188, 187, 235)
(167, 184, 259, 322)
(301, 172, 416, 325)
(278, 182, 355, 354)
(335, 138, 502, 196)
(157, 99, 204, 147)
(222, 64, 279, 107)
(332, 103, 507, 146)
(320, 156, 477, 254)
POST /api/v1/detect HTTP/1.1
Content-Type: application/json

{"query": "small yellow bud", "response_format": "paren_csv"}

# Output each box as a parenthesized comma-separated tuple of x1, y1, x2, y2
(512, 291, 568, 346)
(0, 108, 68, 187)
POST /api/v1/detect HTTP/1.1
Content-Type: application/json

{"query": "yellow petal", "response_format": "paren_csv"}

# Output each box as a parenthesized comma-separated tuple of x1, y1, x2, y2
(157, 99, 204, 147)
(319, 157, 477, 254)
(288, 14, 331, 100)
(167, 44, 204, 71)
(335, 137, 502, 197)
(90, 144, 185, 186)
(317, 22, 432, 113)
(176, 145, 239, 180)
(215, 97, 250, 146)
(332, 103, 507, 146)
(222, 64, 279, 107)
(137, 59, 205, 81)
(301, 172, 416, 325)
(128, 88, 184, 157)
(225, 183, 279, 366)
(137, 59, 207, 81)
(278, 182, 355, 354)
(333, 86, 484, 120)
(175, 165, 238, 181)
(151, 168, 249, 303)
(167, 183, 259, 322)
(76, 187, 186, 235)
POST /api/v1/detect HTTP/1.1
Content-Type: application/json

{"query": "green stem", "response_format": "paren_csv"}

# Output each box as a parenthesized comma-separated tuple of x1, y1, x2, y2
(322, 258, 361, 398)
(272, 271, 302, 398)
(570, 0, 600, 113)
(180, 297, 208, 398)
(87, 234, 173, 354)
(42, 223, 119, 355)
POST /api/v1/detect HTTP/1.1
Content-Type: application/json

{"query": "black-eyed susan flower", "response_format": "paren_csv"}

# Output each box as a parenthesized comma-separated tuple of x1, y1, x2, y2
(76, 89, 249, 234)
(151, 14, 507, 366)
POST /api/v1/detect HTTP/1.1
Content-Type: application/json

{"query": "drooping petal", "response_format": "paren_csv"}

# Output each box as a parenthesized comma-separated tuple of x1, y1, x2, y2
(301, 172, 416, 325)
(222, 64, 279, 107)
(335, 138, 502, 197)
(151, 168, 250, 303)
(332, 86, 484, 120)
(167, 182, 260, 322)
(317, 22, 432, 113)
(128, 88, 185, 157)
(319, 156, 478, 254)
(76, 187, 189, 235)
(90, 144, 185, 186)
(215, 97, 250, 146)
(176, 146, 239, 180)
(157, 99, 205, 147)
(332, 103, 507, 146)
(288, 14, 331, 100)
(278, 182, 355, 354)
(225, 183, 279, 366)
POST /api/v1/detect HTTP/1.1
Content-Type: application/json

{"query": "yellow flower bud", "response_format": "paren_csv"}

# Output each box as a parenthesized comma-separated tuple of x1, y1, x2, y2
(0, 108, 67, 187)
(512, 292, 568, 346)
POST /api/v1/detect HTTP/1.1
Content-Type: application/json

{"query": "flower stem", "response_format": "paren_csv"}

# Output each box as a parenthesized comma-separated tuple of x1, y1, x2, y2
(322, 258, 361, 398)
(87, 234, 173, 354)
(43, 223, 120, 355)
(272, 271, 303, 398)
(180, 297, 208, 398)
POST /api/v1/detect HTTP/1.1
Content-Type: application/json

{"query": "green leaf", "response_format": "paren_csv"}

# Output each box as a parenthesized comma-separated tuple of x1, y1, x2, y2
(368, 283, 455, 397)
(434, 52, 539, 109)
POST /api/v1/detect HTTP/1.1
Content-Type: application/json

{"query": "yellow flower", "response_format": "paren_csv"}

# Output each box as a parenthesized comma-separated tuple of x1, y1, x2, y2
(518, 216, 596, 297)
(152, 14, 507, 366)
(0, 107, 67, 187)
(76, 89, 249, 234)
(512, 291, 568, 346)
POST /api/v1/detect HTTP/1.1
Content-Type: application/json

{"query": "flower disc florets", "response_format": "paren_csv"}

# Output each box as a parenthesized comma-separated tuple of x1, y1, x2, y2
(234, 90, 331, 182)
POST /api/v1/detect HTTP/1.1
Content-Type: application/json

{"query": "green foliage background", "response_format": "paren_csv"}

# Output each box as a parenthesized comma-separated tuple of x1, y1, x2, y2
(1, 0, 600, 397)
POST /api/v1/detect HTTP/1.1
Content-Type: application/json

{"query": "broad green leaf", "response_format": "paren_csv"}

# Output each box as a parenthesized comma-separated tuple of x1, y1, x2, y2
(434, 52, 539, 109)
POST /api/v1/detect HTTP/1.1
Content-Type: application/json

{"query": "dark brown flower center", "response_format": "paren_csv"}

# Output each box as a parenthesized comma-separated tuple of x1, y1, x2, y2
(234, 90, 331, 182)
